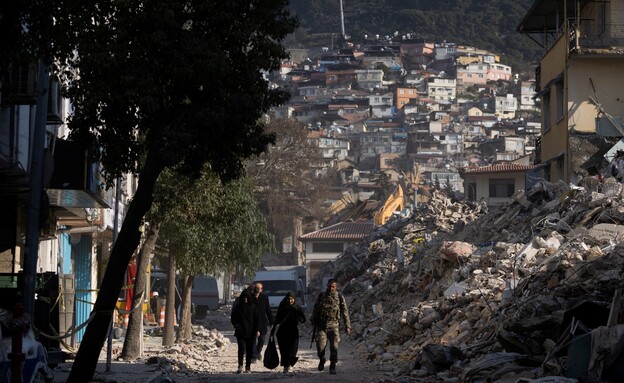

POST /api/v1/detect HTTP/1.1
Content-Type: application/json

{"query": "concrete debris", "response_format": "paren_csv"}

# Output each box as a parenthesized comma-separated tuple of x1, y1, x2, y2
(135, 322, 234, 378)
(311, 180, 624, 382)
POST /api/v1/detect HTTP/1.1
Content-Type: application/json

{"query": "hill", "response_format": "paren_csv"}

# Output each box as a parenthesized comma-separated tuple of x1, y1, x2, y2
(289, 0, 541, 73)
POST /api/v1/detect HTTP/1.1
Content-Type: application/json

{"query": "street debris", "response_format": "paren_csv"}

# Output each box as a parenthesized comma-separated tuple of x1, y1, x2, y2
(311, 175, 624, 382)
(85, 170, 624, 383)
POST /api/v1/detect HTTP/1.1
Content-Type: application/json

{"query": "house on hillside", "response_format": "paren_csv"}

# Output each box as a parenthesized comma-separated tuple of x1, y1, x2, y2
(395, 87, 420, 110)
(368, 92, 395, 118)
(427, 77, 457, 102)
(355, 69, 385, 90)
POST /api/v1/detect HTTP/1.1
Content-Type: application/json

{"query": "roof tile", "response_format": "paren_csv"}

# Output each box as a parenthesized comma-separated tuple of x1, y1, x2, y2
(462, 163, 536, 175)
(299, 221, 374, 241)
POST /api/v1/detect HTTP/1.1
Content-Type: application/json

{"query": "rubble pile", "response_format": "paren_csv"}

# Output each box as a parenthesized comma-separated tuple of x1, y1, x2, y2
(318, 178, 624, 382)
(144, 324, 233, 377)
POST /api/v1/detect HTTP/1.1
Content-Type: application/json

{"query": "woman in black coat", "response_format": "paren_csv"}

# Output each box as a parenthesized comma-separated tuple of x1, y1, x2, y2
(272, 291, 306, 373)
(231, 289, 261, 373)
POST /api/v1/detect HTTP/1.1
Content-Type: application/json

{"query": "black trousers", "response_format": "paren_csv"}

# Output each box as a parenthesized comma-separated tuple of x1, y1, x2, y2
(236, 336, 254, 368)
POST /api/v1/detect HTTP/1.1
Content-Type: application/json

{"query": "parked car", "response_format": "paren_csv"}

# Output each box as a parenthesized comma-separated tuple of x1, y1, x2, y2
(149, 271, 220, 319)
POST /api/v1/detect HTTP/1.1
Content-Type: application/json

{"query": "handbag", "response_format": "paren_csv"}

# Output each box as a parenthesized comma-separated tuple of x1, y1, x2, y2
(263, 335, 279, 370)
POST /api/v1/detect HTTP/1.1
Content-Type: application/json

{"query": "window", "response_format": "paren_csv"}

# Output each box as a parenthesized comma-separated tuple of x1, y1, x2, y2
(556, 157, 565, 181)
(312, 242, 343, 252)
(556, 82, 564, 121)
(466, 182, 477, 201)
(489, 178, 515, 198)
(258, 280, 297, 297)
(542, 90, 551, 132)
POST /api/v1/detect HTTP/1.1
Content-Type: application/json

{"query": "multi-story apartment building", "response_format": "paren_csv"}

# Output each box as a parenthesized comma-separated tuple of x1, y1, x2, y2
(399, 39, 435, 67)
(395, 87, 421, 110)
(368, 92, 395, 118)
(494, 94, 519, 118)
(427, 77, 457, 102)
(518, 0, 624, 182)
(355, 69, 385, 90)
(358, 131, 407, 164)
(318, 131, 350, 161)
(457, 62, 489, 86)
(0, 68, 132, 347)
(519, 80, 538, 111)
(487, 63, 512, 82)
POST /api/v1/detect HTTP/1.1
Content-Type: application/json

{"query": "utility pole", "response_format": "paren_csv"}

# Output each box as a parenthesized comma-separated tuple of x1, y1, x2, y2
(339, 0, 346, 40)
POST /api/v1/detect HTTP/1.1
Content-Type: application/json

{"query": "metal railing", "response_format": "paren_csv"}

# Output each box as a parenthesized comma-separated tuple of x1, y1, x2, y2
(571, 20, 624, 50)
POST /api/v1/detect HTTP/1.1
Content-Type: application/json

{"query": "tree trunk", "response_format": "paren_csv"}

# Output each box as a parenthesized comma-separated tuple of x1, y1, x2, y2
(176, 275, 193, 343)
(163, 246, 177, 346)
(121, 222, 160, 361)
(68, 151, 164, 383)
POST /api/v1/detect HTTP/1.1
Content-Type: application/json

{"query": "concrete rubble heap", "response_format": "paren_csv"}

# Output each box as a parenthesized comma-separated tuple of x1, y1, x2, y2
(141, 323, 233, 380)
(314, 179, 624, 382)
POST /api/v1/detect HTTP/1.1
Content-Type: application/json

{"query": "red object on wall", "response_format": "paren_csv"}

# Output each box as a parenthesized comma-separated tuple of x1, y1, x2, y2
(126, 260, 137, 311)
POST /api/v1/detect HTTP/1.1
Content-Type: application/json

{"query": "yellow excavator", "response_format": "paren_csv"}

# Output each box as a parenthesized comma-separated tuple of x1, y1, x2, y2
(372, 164, 424, 226)
(373, 183, 405, 226)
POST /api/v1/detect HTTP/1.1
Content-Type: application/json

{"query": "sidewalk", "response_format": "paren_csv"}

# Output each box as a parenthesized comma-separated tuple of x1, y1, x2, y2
(51, 337, 169, 383)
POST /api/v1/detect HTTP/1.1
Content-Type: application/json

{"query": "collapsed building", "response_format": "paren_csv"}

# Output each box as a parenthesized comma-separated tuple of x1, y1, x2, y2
(313, 176, 624, 382)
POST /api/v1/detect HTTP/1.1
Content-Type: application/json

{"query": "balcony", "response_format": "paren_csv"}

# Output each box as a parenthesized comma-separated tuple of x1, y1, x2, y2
(571, 21, 624, 52)
(47, 139, 112, 209)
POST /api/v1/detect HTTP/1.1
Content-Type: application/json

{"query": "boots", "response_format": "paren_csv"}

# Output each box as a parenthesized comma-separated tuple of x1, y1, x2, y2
(236, 365, 243, 374)
(283, 366, 289, 373)
(329, 361, 336, 375)
(318, 357, 326, 371)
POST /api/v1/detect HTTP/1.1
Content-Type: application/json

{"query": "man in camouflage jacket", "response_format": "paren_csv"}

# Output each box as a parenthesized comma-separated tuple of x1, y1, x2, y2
(311, 278, 350, 375)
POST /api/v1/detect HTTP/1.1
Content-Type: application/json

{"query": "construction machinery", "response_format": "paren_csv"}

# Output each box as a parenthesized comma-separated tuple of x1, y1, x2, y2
(374, 184, 405, 226)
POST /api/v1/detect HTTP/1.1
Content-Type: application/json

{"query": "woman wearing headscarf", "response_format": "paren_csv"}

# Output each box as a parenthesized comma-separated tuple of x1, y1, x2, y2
(231, 289, 261, 373)
(271, 291, 306, 373)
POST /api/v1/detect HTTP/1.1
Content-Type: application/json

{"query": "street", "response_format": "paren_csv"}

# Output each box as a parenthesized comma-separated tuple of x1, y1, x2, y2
(51, 305, 400, 383)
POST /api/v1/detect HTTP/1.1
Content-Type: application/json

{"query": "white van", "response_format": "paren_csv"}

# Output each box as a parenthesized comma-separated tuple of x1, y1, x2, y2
(253, 268, 306, 312)
(191, 275, 220, 319)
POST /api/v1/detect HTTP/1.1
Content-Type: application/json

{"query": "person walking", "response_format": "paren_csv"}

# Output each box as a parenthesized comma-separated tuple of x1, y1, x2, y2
(252, 282, 274, 363)
(272, 291, 306, 373)
(230, 289, 261, 373)
(311, 278, 350, 375)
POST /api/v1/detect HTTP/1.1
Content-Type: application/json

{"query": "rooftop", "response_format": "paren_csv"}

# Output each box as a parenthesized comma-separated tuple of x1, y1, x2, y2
(299, 221, 374, 241)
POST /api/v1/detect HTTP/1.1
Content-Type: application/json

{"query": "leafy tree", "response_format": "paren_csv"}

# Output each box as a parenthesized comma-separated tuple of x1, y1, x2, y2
(121, 167, 273, 353)
(158, 168, 273, 342)
(51, 2, 297, 381)
(246, 118, 332, 254)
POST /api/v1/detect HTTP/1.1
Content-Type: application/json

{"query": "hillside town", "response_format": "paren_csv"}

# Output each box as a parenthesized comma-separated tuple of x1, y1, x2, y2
(3, 0, 624, 382)
(273, 37, 539, 196)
